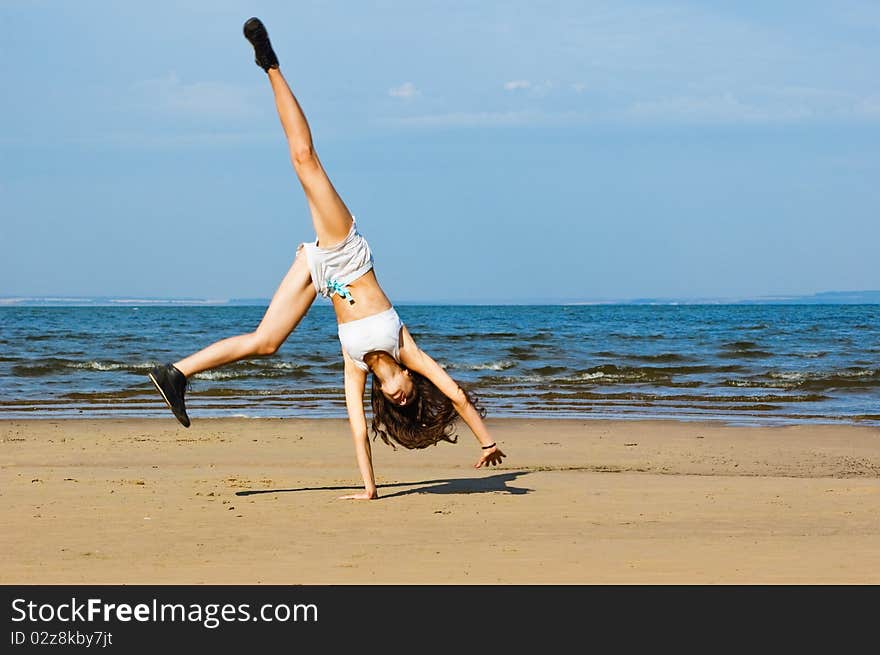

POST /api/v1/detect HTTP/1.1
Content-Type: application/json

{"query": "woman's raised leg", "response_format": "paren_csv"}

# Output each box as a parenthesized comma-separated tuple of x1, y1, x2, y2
(268, 68, 354, 247)
(246, 18, 354, 247)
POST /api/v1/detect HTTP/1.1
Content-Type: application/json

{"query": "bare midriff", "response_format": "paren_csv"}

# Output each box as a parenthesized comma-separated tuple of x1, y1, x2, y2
(331, 269, 393, 325)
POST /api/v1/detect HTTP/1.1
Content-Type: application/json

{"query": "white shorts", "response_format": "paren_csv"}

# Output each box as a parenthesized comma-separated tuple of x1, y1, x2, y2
(300, 219, 374, 299)
(337, 307, 404, 372)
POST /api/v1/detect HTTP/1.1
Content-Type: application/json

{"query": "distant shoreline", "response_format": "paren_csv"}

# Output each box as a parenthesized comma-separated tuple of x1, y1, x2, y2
(2, 291, 880, 307)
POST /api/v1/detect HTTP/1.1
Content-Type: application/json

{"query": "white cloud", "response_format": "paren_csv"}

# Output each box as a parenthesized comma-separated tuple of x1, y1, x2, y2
(132, 72, 258, 120)
(529, 80, 555, 97)
(391, 110, 611, 129)
(854, 96, 880, 117)
(570, 82, 587, 94)
(395, 111, 540, 127)
(389, 82, 418, 99)
(504, 79, 559, 96)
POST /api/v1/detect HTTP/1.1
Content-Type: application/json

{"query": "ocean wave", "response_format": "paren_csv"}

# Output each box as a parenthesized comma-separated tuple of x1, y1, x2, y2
(529, 365, 568, 375)
(192, 361, 311, 381)
(723, 379, 766, 388)
(627, 353, 694, 363)
(590, 351, 692, 363)
(721, 340, 761, 350)
(186, 387, 337, 398)
(718, 349, 773, 359)
(522, 390, 825, 405)
(796, 369, 879, 390)
(444, 332, 520, 341)
(193, 370, 254, 381)
(506, 346, 545, 360)
(74, 360, 155, 372)
(10, 357, 313, 378)
(575, 364, 672, 384)
(724, 368, 879, 391)
(20, 332, 99, 341)
(56, 386, 340, 402)
(11, 358, 149, 377)
(769, 371, 808, 381)
(579, 363, 743, 379)
(473, 363, 747, 388)
(445, 360, 517, 372)
(62, 389, 151, 400)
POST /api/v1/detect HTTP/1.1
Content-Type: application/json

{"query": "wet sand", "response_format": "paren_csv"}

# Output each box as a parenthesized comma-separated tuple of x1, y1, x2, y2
(2, 417, 879, 584)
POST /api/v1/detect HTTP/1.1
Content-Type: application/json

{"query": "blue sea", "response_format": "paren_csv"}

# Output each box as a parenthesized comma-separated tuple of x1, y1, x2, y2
(1, 304, 878, 425)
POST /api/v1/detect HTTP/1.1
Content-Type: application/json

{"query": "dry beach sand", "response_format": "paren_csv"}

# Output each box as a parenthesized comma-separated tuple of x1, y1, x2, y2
(2, 417, 879, 584)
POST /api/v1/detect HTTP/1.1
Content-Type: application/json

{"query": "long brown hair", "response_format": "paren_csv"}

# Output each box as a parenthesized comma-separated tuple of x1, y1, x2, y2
(370, 371, 486, 450)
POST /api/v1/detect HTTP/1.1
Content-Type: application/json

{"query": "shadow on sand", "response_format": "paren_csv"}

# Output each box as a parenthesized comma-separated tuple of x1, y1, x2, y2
(235, 470, 532, 500)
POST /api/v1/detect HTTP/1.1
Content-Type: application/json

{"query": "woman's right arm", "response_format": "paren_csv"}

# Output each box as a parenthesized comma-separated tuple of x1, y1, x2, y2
(339, 349, 378, 500)
(398, 327, 506, 468)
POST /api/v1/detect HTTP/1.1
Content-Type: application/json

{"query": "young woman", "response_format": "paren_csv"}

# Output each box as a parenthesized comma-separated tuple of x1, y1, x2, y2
(148, 18, 506, 500)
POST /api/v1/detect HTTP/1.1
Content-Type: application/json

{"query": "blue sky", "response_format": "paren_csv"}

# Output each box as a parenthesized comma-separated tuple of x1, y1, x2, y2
(2, 1, 879, 302)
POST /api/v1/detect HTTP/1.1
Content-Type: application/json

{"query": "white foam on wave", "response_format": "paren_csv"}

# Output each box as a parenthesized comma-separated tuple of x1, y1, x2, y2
(267, 361, 306, 370)
(449, 360, 516, 372)
(769, 371, 807, 381)
(769, 369, 875, 382)
(498, 374, 544, 384)
(576, 370, 650, 382)
(71, 360, 154, 372)
(848, 368, 876, 377)
(193, 370, 245, 381)
(191, 360, 308, 380)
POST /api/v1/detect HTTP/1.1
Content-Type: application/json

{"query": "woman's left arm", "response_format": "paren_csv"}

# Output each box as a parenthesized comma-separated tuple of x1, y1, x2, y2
(399, 327, 506, 469)
(340, 349, 379, 499)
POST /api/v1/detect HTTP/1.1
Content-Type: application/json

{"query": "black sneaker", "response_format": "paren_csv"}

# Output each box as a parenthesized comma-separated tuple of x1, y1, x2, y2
(243, 17, 279, 72)
(148, 363, 191, 427)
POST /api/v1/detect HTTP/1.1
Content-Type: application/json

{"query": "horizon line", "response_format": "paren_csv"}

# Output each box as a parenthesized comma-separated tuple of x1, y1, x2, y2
(2, 290, 880, 307)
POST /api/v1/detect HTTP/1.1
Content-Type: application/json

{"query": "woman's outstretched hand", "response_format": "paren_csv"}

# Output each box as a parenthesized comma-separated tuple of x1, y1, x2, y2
(339, 489, 379, 500)
(474, 445, 506, 469)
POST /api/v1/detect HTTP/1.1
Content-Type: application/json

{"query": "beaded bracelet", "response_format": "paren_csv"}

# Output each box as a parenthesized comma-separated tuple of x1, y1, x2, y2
(481, 442, 496, 449)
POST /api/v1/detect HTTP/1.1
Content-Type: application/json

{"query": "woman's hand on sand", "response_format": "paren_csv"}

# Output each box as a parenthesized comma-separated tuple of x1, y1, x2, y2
(339, 489, 379, 500)
(474, 446, 506, 469)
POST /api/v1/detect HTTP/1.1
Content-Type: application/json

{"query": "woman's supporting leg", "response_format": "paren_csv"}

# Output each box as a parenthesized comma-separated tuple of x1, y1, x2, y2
(266, 67, 355, 247)
(172, 249, 316, 378)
